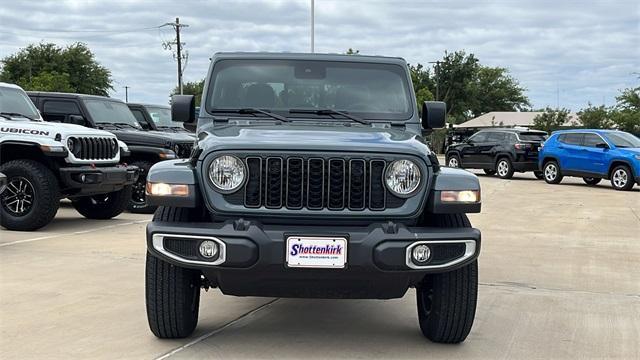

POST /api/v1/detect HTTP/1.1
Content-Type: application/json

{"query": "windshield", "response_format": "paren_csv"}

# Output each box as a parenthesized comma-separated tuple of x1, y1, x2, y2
(0, 86, 40, 120)
(604, 131, 640, 148)
(206, 59, 413, 121)
(519, 132, 547, 141)
(84, 99, 141, 128)
(145, 106, 184, 128)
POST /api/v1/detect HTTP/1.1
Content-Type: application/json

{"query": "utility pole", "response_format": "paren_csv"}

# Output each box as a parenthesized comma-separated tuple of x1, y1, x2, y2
(124, 86, 130, 102)
(310, 0, 315, 53)
(428, 61, 442, 101)
(162, 17, 189, 94)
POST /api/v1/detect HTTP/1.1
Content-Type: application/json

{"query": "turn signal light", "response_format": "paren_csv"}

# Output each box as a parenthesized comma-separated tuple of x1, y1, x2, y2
(146, 182, 189, 197)
(440, 190, 480, 203)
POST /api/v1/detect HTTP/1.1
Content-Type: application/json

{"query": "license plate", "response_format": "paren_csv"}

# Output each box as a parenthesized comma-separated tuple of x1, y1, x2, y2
(285, 236, 347, 269)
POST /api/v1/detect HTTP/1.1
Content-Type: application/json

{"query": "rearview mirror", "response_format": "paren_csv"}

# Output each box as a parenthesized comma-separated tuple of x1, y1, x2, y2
(421, 101, 446, 129)
(171, 95, 195, 124)
(595, 142, 609, 149)
(68, 115, 86, 126)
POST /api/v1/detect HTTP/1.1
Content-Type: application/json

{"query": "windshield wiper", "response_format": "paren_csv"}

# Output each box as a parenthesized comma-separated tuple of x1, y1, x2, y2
(289, 108, 370, 125)
(210, 108, 290, 123)
(96, 122, 139, 130)
(0, 112, 36, 121)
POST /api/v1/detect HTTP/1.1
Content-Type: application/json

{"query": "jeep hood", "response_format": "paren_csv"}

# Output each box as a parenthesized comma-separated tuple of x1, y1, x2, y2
(198, 125, 431, 156)
(1, 117, 115, 139)
(112, 128, 193, 148)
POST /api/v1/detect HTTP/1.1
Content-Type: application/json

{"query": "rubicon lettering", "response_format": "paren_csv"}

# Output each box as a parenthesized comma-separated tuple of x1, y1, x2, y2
(0, 127, 50, 136)
(290, 244, 343, 256)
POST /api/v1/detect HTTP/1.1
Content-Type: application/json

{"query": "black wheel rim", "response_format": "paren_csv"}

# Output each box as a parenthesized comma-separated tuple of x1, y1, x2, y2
(1, 176, 35, 216)
(131, 176, 147, 206)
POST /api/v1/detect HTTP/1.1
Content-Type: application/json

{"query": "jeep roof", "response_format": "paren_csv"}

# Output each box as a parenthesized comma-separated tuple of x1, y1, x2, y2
(211, 51, 406, 64)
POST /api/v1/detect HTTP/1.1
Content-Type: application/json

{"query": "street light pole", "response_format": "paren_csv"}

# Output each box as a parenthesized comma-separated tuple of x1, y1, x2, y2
(428, 61, 442, 101)
(124, 86, 130, 102)
(310, 0, 315, 53)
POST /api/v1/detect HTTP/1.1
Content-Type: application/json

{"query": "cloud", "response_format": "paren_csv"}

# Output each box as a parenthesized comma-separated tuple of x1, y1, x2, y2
(1, 0, 638, 110)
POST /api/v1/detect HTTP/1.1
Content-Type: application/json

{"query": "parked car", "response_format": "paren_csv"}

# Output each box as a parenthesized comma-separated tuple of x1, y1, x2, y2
(1, 83, 137, 231)
(445, 128, 547, 179)
(539, 129, 640, 191)
(27, 92, 195, 213)
(127, 103, 193, 133)
(144, 52, 483, 343)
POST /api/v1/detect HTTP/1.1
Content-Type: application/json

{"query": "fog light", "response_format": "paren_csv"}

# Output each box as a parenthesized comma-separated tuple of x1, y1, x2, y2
(412, 244, 431, 264)
(199, 240, 219, 259)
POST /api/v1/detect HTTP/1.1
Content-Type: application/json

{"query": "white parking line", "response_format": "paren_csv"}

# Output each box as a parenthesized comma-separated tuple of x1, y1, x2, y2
(155, 298, 280, 360)
(0, 219, 150, 248)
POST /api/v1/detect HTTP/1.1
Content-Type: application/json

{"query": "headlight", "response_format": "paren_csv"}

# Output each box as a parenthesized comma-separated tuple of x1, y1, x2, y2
(384, 159, 421, 197)
(209, 155, 246, 192)
(67, 138, 76, 152)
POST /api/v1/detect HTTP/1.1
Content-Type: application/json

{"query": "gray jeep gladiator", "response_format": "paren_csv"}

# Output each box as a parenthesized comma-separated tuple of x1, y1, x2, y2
(144, 52, 482, 343)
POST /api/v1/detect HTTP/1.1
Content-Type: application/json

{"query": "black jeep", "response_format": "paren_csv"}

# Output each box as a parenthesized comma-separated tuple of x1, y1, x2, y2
(445, 128, 547, 179)
(127, 103, 193, 133)
(28, 92, 195, 213)
(144, 52, 482, 343)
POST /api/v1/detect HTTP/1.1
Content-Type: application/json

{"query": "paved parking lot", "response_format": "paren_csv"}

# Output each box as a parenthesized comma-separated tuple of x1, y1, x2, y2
(1, 171, 639, 359)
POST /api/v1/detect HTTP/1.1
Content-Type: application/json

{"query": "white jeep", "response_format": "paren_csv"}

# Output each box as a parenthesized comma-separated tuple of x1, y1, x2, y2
(0, 82, 138, 231)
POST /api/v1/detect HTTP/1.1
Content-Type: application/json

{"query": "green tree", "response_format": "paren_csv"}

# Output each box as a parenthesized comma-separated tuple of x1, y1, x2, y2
(0, 42, 112, 96)
(610, 85, 640, 134)
(577, 103, 612, 129)
(467, 66, 530, 117)
(408, 63, 435, 110)
(172, 79, 205, 106)
(532, 107, 570, 133)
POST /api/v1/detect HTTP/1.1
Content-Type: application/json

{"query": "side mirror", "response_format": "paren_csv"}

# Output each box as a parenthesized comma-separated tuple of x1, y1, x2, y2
(595, 142, 609, 149)
(421, 101, 446, 129)
(172, 95, 195, 124)
(68, 115, 86, 126)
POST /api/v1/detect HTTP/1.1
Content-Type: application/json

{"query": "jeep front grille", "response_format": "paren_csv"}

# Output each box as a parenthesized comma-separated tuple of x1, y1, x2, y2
(70, 136, 118, 160)
(176, 142, 194, 158)
(241, 156, 390, 211)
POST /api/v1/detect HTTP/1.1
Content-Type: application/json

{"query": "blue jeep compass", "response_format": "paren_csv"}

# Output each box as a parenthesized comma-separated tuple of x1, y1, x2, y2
(539, 129, 640, 191)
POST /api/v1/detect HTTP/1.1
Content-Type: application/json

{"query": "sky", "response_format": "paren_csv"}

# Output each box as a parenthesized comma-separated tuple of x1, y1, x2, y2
(0, 0, 638, 112)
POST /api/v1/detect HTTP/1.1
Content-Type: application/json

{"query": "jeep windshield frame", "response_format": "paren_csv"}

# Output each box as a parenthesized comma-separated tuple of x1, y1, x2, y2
(83, 98, 142, 129)
(204, 59, 415, 122)
(0, 86, 41, 121)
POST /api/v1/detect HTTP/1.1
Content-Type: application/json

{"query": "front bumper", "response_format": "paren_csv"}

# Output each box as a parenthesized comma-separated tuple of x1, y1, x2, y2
(60, 165, 138, 196)
(146, 219, 481, 299)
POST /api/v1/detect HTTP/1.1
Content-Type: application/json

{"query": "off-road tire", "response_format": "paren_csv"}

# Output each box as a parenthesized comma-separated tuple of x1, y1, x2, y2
(534, 171, 544, 180)
(416, 213, 478, 344)
(72, 186, 132, 219)
(146, 206, 207, 339)
(543, 160, 563, 184)
(128, 160, 157, 214)
(610, 165, 634, 191)
(447, 154, 461, 168)
(483, 169, 495, 176)
(0, 160, 60, 231)
(495, 157, 514, 179)
(582, 177, 601, 186)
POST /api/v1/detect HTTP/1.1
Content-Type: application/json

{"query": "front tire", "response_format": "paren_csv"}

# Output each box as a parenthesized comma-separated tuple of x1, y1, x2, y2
(447, 154, 461, 168)
(582, 177, 601, 186)
(416, 213, 478, 344)
(146, 206, 207, 339)
(72, 186, 132, 219)
(543, 160, 563, 184)
(495, 157, 514, 179)
(0, 160, 60, 231)
(610, 165, 634, 191)
(128, 160, 157, 214)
